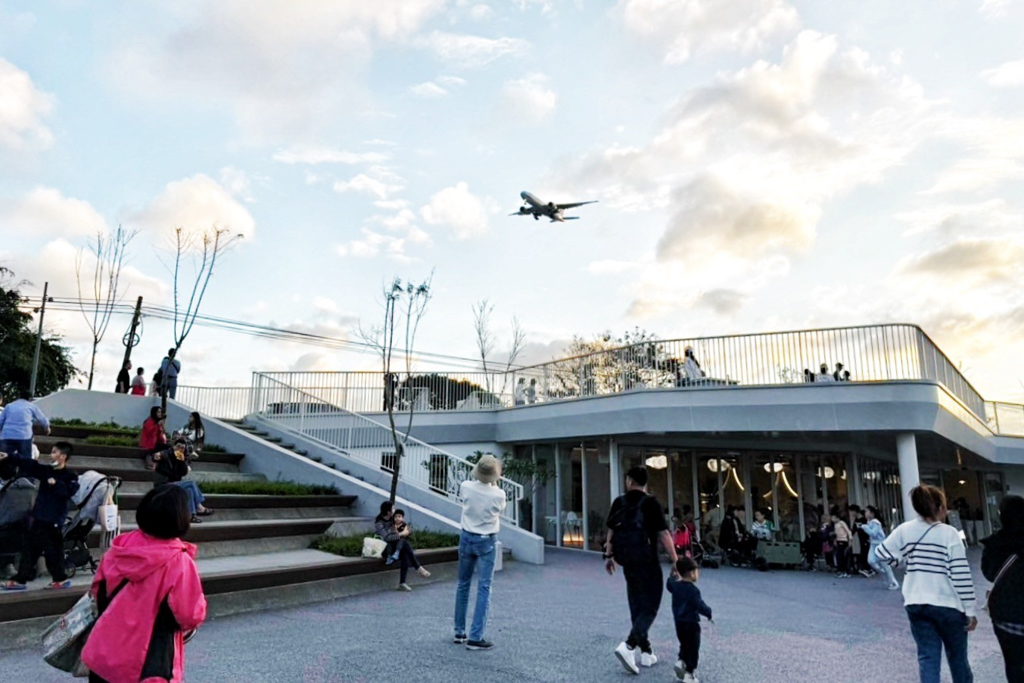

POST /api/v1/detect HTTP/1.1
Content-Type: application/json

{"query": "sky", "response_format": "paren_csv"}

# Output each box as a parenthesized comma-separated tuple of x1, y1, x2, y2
(1, 0, 1023, 402)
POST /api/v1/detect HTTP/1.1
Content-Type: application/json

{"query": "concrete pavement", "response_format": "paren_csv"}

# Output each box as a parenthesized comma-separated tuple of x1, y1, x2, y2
(1, 548, 1007, 681)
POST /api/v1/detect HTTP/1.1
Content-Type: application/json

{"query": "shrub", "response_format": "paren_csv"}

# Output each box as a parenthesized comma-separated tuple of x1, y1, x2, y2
(311, 530, 460, 557)
(52, 418, 138, 437)
(196, 481, 338, 496)
(85, 435, 139, 448)
(203, 444, 226, 453)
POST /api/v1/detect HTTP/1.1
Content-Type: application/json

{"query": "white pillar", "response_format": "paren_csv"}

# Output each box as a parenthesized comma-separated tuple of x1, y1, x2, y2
(896, 433, 920, 523)
(609, 439, 622, 501)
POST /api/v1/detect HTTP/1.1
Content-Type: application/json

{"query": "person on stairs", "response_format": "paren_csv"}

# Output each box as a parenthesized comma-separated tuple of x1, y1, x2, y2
(152, 443, 213, 523)
(1, 442, 79, 590)
(375, 502, 430, 591)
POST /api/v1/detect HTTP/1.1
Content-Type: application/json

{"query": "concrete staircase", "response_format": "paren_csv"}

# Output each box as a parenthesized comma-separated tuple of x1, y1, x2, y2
(0, 423, 459, 649)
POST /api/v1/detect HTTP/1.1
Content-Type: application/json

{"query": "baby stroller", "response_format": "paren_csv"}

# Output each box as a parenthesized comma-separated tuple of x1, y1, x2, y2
(63, 471, 122, 578)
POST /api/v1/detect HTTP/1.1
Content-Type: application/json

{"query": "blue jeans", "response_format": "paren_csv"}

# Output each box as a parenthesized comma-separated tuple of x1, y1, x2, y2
(906, 604, 973, 683)
(0, 439, 33, 463)
(174, 481, 205, 515)
(454, 531, 497, 642)
(868, 546, 898, 587)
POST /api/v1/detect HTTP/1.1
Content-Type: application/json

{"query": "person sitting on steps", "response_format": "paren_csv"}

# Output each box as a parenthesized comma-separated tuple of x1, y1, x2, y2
(374, 501, 430, 591)
(152, 444, 213, 523)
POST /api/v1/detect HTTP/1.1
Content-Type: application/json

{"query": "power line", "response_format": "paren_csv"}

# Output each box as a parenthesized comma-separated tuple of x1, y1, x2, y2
(18, 296, 512, 371)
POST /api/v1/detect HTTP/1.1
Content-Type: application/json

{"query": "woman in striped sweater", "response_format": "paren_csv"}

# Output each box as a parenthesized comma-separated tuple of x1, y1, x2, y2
(876, 485, 977, 683)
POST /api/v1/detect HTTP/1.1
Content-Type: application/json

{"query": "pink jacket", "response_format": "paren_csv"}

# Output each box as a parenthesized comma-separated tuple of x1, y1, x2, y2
(82, 530, 207, 683)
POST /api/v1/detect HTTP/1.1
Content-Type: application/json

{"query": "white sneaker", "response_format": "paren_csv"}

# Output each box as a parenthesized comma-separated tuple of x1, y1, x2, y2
(397, 583, 412, 591)
(684, 673, 699, 683)
(614, 641, 640, 675)
(639, 651, 657, 667)
(888, 582, 901, 590)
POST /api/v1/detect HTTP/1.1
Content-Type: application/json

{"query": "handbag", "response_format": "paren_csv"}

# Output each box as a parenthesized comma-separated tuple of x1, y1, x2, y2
(41, 592, 97, 677)
(98, 489, 119, 533)
(362, 537, 387, 559)
(982, 553, 1018, 613)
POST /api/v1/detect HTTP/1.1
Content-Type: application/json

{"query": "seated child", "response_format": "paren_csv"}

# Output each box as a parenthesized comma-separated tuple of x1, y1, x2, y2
(386, 509, 409, 565)
(667, 557, 713, 683)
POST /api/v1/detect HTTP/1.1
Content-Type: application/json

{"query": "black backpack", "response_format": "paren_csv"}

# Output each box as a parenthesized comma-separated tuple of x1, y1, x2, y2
(610, 495, 654, 567)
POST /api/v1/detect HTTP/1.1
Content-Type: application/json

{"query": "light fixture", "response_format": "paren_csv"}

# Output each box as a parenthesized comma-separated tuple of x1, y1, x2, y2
(645, 455, 668, 470)
(706, 459, 731, 473)
(817, 466, 835, 479)
(729, 466, 746, 491)
(779, 471, 799, 498)
(862, 471, 880, 482)
(762, 462, 784, 473)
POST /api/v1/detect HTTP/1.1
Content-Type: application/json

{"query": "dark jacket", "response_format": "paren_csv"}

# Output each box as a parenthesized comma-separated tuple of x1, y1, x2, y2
(154, 448, 189, 485)
(667, 576, 713, 623)
(981, 529, 1024, 624)
(19, 460, 78, 525)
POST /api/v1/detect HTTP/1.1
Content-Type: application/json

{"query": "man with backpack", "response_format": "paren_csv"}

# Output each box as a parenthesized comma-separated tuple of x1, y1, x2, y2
(605, 467, 679, 675)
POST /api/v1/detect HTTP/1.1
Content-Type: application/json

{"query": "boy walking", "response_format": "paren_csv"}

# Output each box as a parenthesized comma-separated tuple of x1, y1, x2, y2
(667, 557, 713, 683)
(2, 442, 79, 590)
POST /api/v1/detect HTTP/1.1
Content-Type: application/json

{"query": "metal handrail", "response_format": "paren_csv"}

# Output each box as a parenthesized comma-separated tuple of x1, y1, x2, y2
(249, 372, 523, 523)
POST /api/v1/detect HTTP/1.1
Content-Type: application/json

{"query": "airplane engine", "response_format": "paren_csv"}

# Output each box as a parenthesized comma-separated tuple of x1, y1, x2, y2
(548, 202, 556, 211)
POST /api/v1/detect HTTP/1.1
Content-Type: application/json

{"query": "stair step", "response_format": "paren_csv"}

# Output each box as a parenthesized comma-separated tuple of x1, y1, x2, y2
(36, 438, 244, 465)
(117, 494, 358, 510)
(86, 518, 342, 550)
(70, 456, 238, 475)
(66, 465, 265, 484)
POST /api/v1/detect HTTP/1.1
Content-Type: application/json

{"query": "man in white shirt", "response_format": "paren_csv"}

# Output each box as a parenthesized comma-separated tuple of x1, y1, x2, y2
(815, 363, 836, 383)
(453, 454, 507, 651)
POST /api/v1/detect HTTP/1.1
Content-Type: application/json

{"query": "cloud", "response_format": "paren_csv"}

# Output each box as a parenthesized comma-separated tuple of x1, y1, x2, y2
(981, 59, 1024, 88)
(620, 0, 799, 64)
(420, 182, 497, 239)
(900, 236, 1024, 285)
(108, 1, 447, 139)
(420, 31, 531, 67)
(411, 81, 449, 98)
(979, 0, 1011, 19)
(126, 174, 256, 240)
(656, 176, 818, 262)
(0, 58, 54, 151)
(219, 166, 254, 202)
(272, 145, 390, 165)
(335, 228, 411, 260)
(0, 187, 107, 239)
(333, 172, 404, 200)
(694, 288, 750, 315)
(500, 74, 557, 122)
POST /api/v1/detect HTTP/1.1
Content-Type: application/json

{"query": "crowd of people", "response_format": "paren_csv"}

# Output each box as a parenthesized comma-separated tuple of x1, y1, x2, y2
(804, 362, 852, 383)
(114, 348, 182, 399)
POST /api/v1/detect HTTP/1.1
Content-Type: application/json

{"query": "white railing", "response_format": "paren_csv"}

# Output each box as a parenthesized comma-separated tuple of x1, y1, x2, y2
(986, 401, 1024, 437)
(250, 373, 523, 524)
(249, 324, 989, 421)
(175, 386, 253, 420)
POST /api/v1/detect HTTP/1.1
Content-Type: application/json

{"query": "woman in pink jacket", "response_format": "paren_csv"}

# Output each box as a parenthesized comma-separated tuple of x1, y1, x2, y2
(82, 485, 207, 682)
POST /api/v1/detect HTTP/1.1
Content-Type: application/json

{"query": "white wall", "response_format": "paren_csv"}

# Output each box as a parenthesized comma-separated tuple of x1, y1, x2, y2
(36, 389, 156, 427)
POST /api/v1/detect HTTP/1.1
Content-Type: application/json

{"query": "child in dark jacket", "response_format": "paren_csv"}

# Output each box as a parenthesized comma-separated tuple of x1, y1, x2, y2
(2, 442, 79, 589)
(667, 557, 713, 683)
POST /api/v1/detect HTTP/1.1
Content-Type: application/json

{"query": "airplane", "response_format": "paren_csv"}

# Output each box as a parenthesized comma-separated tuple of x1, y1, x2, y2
(510, 191, 597, 222)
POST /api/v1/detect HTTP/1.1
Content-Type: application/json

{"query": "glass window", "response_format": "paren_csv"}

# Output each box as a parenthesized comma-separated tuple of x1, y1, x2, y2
(560, 444, 584, 548)
(534, 444, 557, 545)
(585, 441, 611, 552)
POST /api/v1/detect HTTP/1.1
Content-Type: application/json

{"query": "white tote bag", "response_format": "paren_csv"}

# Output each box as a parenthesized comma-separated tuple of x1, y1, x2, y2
(362, 537, 387, 559)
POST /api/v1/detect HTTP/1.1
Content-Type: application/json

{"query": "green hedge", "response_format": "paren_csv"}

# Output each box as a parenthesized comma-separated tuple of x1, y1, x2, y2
(51, 418, 138, 437)
(311, 530, 460, 557)
(196, 481, 338, 496)
(85, 435, 139, 448)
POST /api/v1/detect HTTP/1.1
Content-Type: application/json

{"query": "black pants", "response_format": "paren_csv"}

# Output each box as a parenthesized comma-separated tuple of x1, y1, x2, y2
(834, 541, 850, 573)
(396, 540, 421, 583)
(995, 626, 1024, 683)
(12, 521, 66, 584)
(675, 621, 701, 673)
(623, 560, 663, 653)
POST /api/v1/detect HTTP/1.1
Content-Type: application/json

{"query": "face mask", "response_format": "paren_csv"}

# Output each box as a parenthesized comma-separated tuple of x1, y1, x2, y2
(50, 459, 62, 468)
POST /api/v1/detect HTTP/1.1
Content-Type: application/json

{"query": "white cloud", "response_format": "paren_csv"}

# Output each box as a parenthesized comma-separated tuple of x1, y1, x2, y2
(335, 228, 410, 260)
(126, 174, 256, 240)
(620, 0, 799, 64)
(500, 74, 557, 122)
(109, 1, 447, 139)
(420, 31, 531, 67)
(0, 58, 54, 150)
(420, 182, 498, 239)
(981, 59, 1024, 88)
(0, 187, 107, 239)
(410, 81, 449, 98)
(272, 145, 390, 165)
(979, 0, 1011, 19)
(333, 173, 404, 200)
(219, 166, 254, 202)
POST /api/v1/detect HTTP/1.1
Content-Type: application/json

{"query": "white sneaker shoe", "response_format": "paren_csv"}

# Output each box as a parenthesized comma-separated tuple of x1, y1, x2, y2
(639, 652, 657, 667)
(888, 582, 901, 590)
(684, 672, 699, 683)
(614, 641, 640, 675)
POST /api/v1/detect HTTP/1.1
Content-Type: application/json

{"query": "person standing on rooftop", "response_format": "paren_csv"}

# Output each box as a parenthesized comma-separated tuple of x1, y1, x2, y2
(876, 484, 977, 683)
(0, 389, 50, 465)
(815, 363, 836, 383)
(159, 348, 181, 400)
(453, 454, 506, 651)
(115, 360, 132, 393)
(605, 466, 679, 675)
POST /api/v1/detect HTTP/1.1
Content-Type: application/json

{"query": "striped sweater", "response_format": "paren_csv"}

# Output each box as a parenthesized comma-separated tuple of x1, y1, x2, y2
(876, 519, 976, 617)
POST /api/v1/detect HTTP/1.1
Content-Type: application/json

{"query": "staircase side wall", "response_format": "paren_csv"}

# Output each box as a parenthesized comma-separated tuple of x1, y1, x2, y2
(254, 419, 545, 565)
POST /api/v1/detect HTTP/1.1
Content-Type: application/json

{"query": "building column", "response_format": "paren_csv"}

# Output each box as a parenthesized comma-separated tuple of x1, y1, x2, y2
(609, 439, 621, 501)
(848, 452, 862, 507)
(554, 443, 563, 548)
(896, 433, 921, 523)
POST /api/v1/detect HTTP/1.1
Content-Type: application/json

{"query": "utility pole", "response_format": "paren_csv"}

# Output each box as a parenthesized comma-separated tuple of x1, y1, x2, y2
(28, 282, 50, 397)
(120, 296, 144, 373)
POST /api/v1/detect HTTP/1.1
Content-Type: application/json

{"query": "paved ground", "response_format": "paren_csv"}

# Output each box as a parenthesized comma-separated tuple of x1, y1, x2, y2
(3, 549, 1007, 682)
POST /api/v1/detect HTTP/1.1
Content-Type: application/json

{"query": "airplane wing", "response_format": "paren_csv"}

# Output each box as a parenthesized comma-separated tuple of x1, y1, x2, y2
(555, 201, 598, 210)
(509, 212, 526, 216)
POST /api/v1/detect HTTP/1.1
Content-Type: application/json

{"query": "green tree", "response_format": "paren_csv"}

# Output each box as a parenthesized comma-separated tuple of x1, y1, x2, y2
(0, 269, 79, 402)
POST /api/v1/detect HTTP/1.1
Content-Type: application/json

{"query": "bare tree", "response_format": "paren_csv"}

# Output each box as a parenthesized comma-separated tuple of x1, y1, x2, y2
(360, 273, 434, 504)
(472, 299, 495, 390)
(160, 226, 242, 407)
(76, 225, 138, 390)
